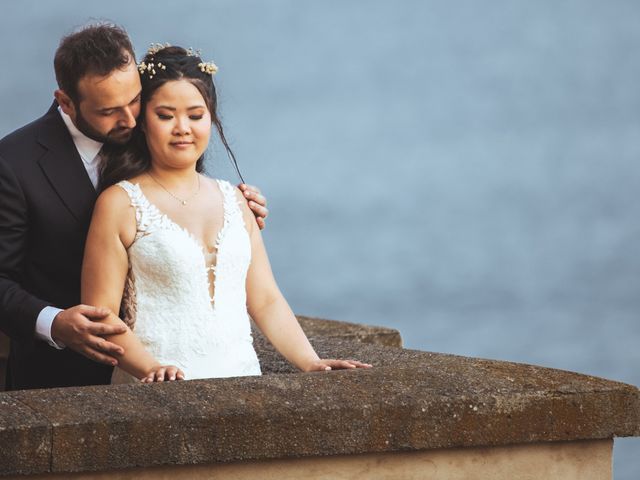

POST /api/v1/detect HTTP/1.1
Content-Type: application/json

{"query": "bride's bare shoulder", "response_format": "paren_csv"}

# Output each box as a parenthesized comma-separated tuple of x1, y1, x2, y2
(92, 184, 137, 246)
(96, 183, 134, 209)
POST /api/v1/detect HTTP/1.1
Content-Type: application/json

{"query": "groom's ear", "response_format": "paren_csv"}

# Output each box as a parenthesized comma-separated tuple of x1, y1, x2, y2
(54, 89, 76, 118)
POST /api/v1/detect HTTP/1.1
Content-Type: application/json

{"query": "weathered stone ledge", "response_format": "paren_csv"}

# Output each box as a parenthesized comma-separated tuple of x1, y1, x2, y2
(0, 328, 638, 477)
(0, 316, 401, 362)
(293, 315, 403, 348)
(0, 316, 401, 391)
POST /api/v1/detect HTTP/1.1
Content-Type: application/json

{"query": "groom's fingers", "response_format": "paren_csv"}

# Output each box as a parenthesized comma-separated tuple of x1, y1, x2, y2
(243, 189, 267, 208)
(248, 201, 269, 220)
(239, 184, 269, 220)
(78, 305, 128, 336)
(89, 336, 124, 356)
(85, 321, 128, 337)
(239, 183, 261, 195)
(77, 305, 111, 319)
(80, 344, 119, 366)
(77, 327, 125, 365)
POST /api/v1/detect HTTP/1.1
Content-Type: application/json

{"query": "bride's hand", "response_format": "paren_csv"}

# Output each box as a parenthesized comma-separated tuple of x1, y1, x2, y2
(141, 365, 185, 383)
(304, 359, 373, 372)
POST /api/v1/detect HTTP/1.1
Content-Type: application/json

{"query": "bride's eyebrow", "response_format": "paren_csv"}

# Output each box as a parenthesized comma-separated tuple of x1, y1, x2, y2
(154, 105, 205, 111)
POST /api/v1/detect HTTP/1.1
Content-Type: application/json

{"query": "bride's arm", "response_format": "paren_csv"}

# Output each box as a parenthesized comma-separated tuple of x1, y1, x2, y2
(240, 190, 372, 372)
(81, 186, 182, 381)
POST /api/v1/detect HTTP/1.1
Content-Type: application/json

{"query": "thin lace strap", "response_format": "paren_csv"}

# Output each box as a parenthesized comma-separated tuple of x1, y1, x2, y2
(115, 179, 138, 199)
(115, 180, 157, 238)
(216, 179, 243, 218)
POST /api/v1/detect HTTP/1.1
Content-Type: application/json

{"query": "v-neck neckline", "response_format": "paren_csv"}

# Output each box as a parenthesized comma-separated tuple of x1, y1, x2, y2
(128, 178, 227, 256)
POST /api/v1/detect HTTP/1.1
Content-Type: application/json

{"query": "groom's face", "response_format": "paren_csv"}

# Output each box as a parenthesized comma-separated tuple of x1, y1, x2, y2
(61, 60, 142, 145)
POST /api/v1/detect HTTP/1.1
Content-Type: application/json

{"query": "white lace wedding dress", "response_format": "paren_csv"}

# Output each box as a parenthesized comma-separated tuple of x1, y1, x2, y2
(111, 178, 262, 383)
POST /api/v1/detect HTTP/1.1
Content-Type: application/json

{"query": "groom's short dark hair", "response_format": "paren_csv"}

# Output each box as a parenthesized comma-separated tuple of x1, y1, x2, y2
(54, 22, 135, 103)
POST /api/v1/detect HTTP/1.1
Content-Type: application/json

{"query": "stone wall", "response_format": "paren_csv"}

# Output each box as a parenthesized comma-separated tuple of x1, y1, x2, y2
(0, 317, 638, 479)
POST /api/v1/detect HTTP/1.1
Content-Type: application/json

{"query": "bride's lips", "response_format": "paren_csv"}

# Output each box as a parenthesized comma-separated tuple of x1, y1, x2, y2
(170, 141, 194, 149)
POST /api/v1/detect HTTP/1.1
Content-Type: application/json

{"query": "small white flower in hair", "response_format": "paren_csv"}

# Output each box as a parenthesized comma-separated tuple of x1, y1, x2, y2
(198, 61, 218, 75)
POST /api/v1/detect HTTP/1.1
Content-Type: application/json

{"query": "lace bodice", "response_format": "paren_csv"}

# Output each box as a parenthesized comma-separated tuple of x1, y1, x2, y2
(111, 178, 261, 383)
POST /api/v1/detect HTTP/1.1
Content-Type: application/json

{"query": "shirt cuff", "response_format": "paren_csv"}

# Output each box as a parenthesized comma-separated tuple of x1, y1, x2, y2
(35, 306, 66, 349)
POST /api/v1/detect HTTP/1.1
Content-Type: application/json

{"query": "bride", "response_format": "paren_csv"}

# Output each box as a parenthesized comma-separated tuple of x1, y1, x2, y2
(81, 45, 371, 383)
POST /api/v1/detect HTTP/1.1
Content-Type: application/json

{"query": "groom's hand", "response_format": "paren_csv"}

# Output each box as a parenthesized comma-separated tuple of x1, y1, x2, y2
(51, 305, 126, 366)
(238, 183, 268, 230)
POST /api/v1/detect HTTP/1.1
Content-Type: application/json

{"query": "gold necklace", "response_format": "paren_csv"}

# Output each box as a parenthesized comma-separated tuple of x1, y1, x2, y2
(147, 172, 201, 206)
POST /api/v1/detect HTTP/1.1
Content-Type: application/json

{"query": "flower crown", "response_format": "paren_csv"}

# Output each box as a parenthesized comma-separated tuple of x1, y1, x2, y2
(137, 43, 218, 79)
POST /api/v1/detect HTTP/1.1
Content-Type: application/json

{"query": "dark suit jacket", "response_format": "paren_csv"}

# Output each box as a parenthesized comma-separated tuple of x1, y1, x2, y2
(0, 103, 112, 390)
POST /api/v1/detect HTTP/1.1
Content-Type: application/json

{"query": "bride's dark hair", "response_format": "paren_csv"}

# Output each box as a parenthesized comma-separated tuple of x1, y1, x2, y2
(99, 45, 243, 190)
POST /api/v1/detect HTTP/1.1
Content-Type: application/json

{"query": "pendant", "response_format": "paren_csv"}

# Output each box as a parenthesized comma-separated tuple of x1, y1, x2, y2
(181, 200, 187, 206)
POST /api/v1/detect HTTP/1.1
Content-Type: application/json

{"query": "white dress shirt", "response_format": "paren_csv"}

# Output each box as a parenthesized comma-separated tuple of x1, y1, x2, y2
(34, 108, 104, 349)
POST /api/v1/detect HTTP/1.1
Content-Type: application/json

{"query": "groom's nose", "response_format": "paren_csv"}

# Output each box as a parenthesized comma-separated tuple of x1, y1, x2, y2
(117, 106, 137, 129)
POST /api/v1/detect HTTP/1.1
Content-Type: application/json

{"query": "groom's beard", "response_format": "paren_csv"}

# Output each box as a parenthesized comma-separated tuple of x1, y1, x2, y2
(74, 109, 134, 146)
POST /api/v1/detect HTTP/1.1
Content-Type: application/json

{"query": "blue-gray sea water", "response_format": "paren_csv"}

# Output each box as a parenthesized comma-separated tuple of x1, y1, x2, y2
(1, 1, 638, 476)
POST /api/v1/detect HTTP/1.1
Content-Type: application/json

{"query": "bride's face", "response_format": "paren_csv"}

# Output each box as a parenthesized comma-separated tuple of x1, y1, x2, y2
(143, 79, 212, 170)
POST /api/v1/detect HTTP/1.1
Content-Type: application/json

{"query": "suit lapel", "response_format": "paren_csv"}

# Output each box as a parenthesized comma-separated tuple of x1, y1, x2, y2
(36, 105, 97, 225)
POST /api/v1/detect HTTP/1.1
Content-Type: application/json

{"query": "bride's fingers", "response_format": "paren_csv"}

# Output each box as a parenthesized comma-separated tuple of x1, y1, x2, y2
(166, 366, 181, 381)
(339, 360, 372, 368)
(154, 367, 167, 382)
(345, 360, 373, 368)
(304, 362, 330, 372)
(329, 360, 357, 369)
(319, 359, 374, 370)
(307, 360, 350, 372)
(140, 366, 185, 383)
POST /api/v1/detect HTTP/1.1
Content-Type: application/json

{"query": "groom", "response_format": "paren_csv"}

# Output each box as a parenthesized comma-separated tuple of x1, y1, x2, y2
(0, 23, 268, 390)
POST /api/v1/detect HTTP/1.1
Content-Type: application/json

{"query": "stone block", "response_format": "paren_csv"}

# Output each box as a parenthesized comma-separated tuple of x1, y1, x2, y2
(0, 394, 51, 476)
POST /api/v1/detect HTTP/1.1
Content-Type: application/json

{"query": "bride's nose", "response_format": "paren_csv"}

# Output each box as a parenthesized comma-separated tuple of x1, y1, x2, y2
(172, 116, 190, 135)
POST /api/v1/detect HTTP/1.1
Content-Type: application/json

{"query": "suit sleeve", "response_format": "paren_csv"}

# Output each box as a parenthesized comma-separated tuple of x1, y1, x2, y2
(0, 154, 50, 342)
